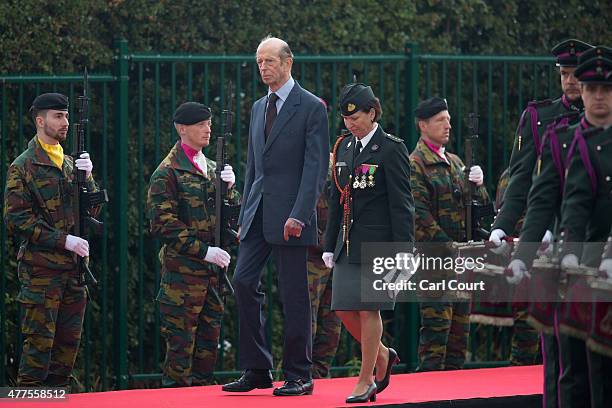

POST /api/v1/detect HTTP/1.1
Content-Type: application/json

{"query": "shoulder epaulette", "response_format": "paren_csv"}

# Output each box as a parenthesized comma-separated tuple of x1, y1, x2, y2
(542, 110, 581, 127)
(518, 98, 555, 155)
(384, 133, 403, 143)
(582, 126, 604, 138)
(331, 132, 350, 167)
(526, 99, 553, 109)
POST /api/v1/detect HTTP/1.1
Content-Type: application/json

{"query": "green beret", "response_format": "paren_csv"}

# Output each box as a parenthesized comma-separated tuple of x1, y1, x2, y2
(551, 39, 593, 67)
(414, 97, 448, 120)
(30, 93, 68, 112)
(173, 102, 212, 125)
(339, 83, 376, 116)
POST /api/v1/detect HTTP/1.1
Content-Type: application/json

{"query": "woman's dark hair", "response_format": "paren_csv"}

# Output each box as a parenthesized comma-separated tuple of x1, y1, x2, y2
(362, 97, 382, 122)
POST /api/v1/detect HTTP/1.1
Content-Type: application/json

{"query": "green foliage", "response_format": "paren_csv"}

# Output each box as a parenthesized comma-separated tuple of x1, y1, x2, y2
(2, 1, 610, 75)
(1, 0, 611, 391)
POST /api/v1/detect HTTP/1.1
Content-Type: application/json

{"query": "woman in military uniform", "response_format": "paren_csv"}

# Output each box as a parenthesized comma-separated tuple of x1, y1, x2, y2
(322, 83, 415, 403)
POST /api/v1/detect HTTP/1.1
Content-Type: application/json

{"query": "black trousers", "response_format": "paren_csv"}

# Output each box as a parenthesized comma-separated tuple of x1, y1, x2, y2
(558, 335, 590, 408)
(587, 350, 612, 408)
(233, 204, 312, 381)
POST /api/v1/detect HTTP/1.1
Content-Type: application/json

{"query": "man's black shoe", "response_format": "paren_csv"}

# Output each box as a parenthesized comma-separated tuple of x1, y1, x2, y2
(222, 369, 273, 392)
(272, 379, 314, 396)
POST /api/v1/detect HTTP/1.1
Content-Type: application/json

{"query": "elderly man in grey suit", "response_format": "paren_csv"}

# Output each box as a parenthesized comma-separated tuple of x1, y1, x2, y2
(222, 36, 329, 396)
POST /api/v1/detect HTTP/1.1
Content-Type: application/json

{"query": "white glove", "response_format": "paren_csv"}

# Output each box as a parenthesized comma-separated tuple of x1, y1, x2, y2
(537, 230, 554, 257)
(204, 246, 231, 268)
(561, 254, 580, 271)
(506, 259, 530, 285)
(75, 152, 93, 178)
(220, 165, 235, 188)
(322, 252, 334, 269)
(65, 234, 89, 257)
(599, 258, 612, 279)
(468, 165, 484, 187)
(488, 228, 509, 255)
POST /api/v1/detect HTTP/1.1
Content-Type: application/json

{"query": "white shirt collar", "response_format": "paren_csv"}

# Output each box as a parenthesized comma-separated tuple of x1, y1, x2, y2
(194, 151, 208, 177)
(268, 76, 295, 102)
(355, 122, 378, 150)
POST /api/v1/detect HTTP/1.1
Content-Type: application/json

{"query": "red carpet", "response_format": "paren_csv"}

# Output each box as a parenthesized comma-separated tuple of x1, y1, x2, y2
(8, 365, 543, 408)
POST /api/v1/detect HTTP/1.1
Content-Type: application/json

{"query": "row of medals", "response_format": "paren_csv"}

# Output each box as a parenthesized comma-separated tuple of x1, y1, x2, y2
(353, 172, 375, 189)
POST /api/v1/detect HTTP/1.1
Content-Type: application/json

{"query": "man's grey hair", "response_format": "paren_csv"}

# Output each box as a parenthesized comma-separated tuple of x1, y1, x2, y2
(258, 35, 294, 60)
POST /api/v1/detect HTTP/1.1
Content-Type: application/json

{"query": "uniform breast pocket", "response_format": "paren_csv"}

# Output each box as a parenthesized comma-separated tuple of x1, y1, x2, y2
(33, 177, 63, 212)
(177, 176, 207, 222)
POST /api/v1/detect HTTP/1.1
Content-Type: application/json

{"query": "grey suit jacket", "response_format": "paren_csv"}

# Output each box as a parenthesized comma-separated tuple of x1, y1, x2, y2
(238, 81, 329, 246)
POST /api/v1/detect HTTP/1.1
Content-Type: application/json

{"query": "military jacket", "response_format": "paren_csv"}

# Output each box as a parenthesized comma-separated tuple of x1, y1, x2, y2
(494, 168, 523, 236)
(410, 138, 489, 243)
(147, 142, 240, 276)
(513, 119, 582, 265)
(559, 125, 612, 267)
(4, 136, 99, 270)
(324, 126, 415, 263)
(494, 96, 582, 234)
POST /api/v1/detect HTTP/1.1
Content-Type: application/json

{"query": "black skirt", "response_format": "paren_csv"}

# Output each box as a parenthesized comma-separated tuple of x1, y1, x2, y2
(331, 252, 396, 311)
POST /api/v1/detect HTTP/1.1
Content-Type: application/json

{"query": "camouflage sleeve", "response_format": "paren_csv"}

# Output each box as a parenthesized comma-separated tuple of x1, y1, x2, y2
(86, 173, 102, 219)
(475, 184, 490, 204)
(3, 164, 68, 250)
(147, 168, 209, 259)
(493, 110, 536, 233)
(494, 169, 510, 212)
(227, 185, 241, 206)
(410, 160, 451, 243)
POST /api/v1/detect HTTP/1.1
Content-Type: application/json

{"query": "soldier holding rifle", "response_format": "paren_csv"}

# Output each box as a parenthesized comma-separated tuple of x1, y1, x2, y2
(147, 102, 239, 387)
(4, 91, 103, 387)
(409, 97, 489, 371)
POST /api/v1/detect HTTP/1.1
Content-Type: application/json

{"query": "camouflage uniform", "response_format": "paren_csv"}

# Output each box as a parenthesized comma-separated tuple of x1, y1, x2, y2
(410, 138, 488, 371)
(147, 141, 239, 387)
(307, 181, 341, 378)
(4, 136, 99, 387)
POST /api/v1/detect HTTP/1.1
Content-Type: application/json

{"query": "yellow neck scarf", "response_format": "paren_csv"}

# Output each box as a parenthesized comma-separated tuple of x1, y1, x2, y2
(37, 136, 64, 169)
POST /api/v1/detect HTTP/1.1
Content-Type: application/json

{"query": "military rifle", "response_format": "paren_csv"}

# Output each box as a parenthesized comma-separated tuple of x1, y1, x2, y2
(72, 68, 109, 288)
(464, 112, 494, 241)
(214, 82, 240, 299)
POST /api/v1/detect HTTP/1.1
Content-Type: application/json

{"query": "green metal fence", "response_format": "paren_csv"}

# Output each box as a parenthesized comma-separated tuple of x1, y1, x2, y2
(1, 40, 558, 391)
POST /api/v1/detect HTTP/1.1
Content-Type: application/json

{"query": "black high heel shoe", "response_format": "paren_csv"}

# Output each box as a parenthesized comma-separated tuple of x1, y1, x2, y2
(375, 347, 399, 394)
(345, 383, 377, 403)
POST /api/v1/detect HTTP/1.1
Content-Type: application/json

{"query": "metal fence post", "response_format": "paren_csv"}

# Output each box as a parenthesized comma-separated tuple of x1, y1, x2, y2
(113, 38, 129, 390)
(0, 98, 6, 385)
(402, 42, 420, 371)
(404, 42, 419, 150)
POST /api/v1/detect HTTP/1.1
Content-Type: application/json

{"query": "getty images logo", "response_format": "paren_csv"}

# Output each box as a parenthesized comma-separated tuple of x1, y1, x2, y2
(372, 253, 421, 298)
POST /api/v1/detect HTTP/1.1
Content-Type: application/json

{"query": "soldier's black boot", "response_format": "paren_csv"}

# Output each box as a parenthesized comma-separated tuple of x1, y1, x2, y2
(222, 369, 273, 392)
